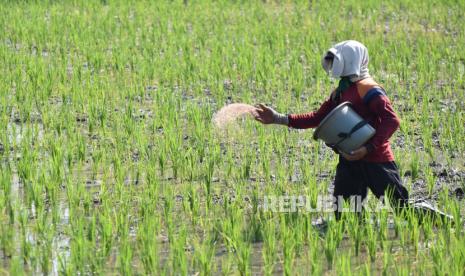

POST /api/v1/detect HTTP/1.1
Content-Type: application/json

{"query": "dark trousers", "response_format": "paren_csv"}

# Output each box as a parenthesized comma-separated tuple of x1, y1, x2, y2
(333, 157, 409, 220)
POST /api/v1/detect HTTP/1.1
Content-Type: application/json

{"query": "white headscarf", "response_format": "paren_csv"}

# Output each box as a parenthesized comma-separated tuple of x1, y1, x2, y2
(321, 40, 371, 82)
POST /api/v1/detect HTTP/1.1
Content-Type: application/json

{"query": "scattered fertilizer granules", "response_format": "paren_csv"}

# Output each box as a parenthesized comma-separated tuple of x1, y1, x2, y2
(212, 103, 256, 128)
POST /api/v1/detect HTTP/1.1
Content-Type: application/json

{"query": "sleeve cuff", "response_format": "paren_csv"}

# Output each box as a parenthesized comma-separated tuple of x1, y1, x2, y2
(274, 113, 289, 126)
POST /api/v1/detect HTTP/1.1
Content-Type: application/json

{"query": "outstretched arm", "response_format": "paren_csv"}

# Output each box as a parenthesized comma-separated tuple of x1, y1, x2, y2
(288, 97, 335, 129)
(253, 97, 335, 128)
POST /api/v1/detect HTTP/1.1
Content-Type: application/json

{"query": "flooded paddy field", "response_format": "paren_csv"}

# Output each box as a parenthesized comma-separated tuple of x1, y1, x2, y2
(0, 0, 464, 274)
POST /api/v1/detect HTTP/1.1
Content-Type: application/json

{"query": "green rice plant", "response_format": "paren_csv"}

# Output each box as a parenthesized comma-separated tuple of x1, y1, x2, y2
(336, 251, 352, 276)
(449, 235, 465, 275)
(169, 225, 188, 275)
(421, 216, 434, 245)
(430, 235, 446, 276)
(193, 232, 216, 275)
(234, 237, 251, 276)
(37, 215, 54, 275)
(203, 152, 217, 208)
(364, 218, 378, 263)
(97, 212, 114, 262)
(219, 200, 251, 275)
(241, 152, 254, 180)
(323, 219, 343, 269)
(0, 201, 14, 259)
(0, 167, 14, 233)
(184, 182, 200, 225)
(220, 252, 234, 276)
(450, 202, 463, 239)
(395, 264, 411, 276)
(9, 256, 25, 275)
(18, 207, 32, 265)
(409, 152, 420, 181)
(406, 210, 421, 256)
(118, 235, 133, 276)
(68, 217, 87, 274)
(305, 220, 322, 275)
(424, 166, 436, 197)
(363, 262, 372, 276)
(262, 217, 277, 275)
(281, 217, 296, 276)
(382, 242, 394, 276)
(347, 212, 363, 256)
(377, 207, 389, 250)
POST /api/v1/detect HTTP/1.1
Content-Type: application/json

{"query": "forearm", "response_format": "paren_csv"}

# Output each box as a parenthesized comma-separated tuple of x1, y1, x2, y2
(288, 112, 321, 129)
(288, 98, 335, 129)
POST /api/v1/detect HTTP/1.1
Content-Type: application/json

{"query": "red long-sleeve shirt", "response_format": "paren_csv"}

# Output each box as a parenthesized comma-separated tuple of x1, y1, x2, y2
(288, 79, 400, 162)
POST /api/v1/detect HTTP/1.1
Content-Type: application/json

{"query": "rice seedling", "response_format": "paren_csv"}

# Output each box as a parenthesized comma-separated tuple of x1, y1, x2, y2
(281, 216, 297, 275)
(261, 216, 277, 275)
(365, 216, 379, 263)
(323, 219, 344, 269)
(193, 232, 216, 275)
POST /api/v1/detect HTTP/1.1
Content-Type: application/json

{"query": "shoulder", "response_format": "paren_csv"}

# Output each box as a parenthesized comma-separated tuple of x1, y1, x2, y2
(355, 78, 387, 104)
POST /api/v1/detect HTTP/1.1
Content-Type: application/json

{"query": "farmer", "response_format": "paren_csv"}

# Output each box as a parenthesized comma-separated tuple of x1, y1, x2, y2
(253, 40, 427, 220)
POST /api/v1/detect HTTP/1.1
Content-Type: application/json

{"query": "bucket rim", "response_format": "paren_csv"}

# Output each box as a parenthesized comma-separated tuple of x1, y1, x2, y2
(313, 101, 352, 140)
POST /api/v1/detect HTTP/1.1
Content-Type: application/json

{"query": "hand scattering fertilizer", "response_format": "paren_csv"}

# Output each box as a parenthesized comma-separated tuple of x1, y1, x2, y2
(212, 103, 256, 128)
(313, 102, 375, 154)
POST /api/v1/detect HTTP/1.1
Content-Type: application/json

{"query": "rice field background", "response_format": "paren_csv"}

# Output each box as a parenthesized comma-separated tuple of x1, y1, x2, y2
(0, 0, 464, 274)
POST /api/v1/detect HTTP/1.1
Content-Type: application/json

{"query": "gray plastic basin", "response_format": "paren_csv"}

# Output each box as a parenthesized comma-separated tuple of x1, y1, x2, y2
(313, 102, 375, 154)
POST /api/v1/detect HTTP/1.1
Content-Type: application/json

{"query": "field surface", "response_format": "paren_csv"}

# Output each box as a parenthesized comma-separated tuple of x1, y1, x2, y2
(0, 0, 464, 275)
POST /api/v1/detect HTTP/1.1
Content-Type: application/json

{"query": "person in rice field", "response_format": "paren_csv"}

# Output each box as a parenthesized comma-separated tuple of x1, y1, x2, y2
(253, 40, 452, 222)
